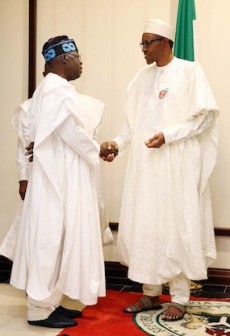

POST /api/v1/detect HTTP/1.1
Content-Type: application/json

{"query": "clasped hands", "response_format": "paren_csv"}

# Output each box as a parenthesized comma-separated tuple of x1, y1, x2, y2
(100, 141, 119, 162)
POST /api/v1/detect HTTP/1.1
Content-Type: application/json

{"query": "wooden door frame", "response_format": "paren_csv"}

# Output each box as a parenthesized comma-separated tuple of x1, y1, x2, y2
(28, 0, 37, 98)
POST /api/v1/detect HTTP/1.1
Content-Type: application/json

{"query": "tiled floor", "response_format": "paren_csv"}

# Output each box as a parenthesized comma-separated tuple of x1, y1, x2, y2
(0, 284, 84, 336)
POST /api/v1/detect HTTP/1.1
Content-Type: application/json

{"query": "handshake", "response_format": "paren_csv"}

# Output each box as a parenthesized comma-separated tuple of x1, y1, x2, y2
(25, 141, 119, 163)
(100, 141, 119, 162)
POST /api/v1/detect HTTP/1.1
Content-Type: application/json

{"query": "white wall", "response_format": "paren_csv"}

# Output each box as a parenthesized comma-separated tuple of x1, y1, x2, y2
(195, 1, 230, 228)
(0, 0, 230, 268)
(0, 0, 28, 241)
(193, 1, 230, 268)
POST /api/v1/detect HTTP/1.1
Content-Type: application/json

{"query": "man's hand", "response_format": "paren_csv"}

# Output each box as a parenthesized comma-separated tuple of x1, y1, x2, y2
(100, 141, 119, 162)
(145, 132, 165, 148)
(26, 141, 34, 162)
(19, 180, 28, 200)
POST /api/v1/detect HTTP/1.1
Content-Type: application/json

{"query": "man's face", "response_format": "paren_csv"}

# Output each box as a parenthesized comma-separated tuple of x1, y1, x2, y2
(140, 33, 163, 64)
(66, 52, 82, 80)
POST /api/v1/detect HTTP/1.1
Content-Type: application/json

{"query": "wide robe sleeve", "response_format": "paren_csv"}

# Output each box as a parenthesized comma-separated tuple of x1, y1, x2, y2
(56, 114, 100, 167)
(162, 62, 219, 143)
(163, 109, 216, 144)
(162, 62, 219, 144)
(162, 62, 219, 195)
(34, 84, 100, 166)
(11, 99, 32, 181)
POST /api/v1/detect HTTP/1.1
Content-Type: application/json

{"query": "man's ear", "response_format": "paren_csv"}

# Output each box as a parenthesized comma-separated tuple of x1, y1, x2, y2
(60, 54, 68, 64)
(162, 38, 169, 47)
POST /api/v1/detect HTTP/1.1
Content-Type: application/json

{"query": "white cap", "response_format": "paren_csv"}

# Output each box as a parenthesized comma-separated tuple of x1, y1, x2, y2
(144, 19, 176, 42)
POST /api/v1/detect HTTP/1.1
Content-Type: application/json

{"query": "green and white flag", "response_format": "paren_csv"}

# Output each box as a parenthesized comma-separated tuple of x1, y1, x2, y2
(174, 0, 196, 61)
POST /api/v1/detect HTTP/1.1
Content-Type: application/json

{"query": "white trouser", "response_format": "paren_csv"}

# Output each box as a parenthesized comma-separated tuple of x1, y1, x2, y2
(27, 289, 62, 321)
(143, 273, 191, 305)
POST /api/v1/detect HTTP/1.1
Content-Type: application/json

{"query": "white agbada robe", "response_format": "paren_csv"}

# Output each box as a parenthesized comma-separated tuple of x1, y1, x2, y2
(0, 99, 32, 260)
(115, 57, 219, 285)
(0, 73, 111, 305)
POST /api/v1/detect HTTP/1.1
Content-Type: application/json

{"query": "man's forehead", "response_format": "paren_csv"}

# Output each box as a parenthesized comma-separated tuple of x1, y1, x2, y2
(68, 51, 79, 57)
(142, 32, 159, 40)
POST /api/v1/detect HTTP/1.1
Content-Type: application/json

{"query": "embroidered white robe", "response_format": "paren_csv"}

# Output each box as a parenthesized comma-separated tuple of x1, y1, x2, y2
(115, 57, 219, 285)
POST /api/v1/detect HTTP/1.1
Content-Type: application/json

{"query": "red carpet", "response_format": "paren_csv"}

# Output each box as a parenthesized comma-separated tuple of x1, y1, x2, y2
(57, 290, 230, 336)
(57, 290, 145, 336)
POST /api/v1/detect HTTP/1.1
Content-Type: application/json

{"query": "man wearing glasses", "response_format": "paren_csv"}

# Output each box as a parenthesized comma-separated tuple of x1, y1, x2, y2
(100, 19, 219, 321)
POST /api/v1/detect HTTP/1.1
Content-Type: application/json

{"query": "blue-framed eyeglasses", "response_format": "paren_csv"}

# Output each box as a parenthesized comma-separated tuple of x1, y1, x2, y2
(139, 37, 163, 48)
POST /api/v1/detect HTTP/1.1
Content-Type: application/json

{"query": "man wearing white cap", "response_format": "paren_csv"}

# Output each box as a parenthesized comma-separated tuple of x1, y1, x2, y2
(100, 19, 219, 321)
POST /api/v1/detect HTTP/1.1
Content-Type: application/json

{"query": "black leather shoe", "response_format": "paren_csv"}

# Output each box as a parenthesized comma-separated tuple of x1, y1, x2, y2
(28, 310, 77, 328)
(55, 305, 83, 318)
